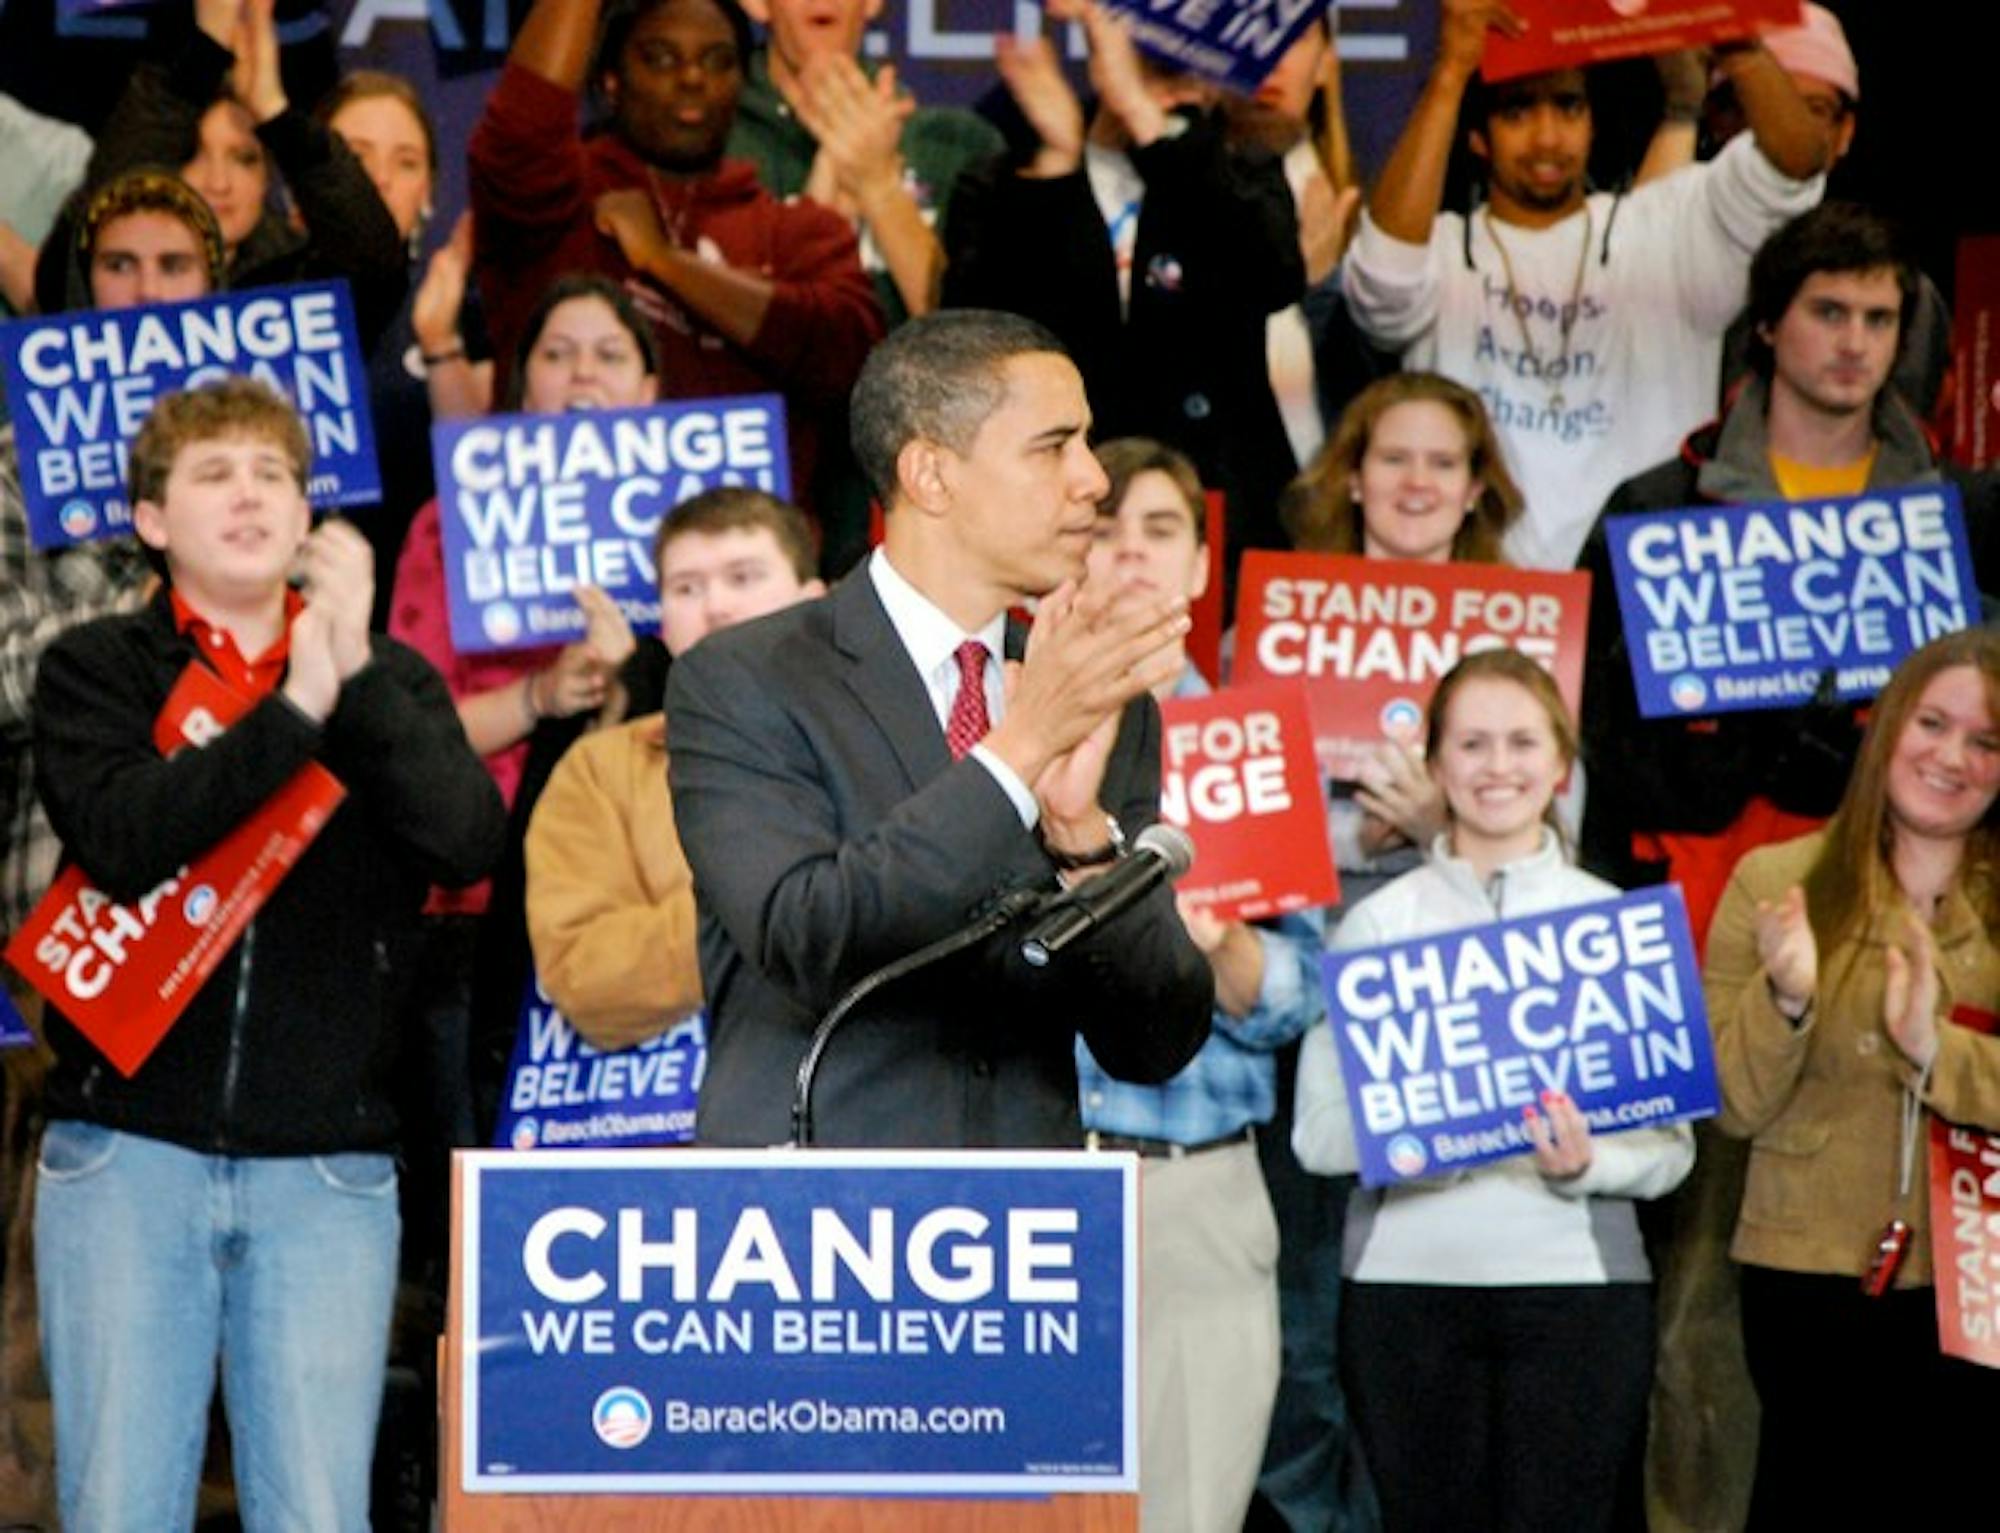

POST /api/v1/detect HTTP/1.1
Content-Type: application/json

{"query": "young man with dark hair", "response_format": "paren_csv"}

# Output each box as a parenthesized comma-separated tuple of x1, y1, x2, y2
(1574, 200, 2000, 1531)
(525, 487, 823, 1050)
(469, 0, 885, 519)
(1577, 201, 1986, 907)
(669, 309, 1212, 1148)
(30, 377, 503, 1529)
(1343, 0, 1831, 569)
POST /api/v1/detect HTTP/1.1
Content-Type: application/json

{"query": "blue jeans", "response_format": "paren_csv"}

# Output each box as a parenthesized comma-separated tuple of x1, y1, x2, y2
(34, 1122, 398, 1533)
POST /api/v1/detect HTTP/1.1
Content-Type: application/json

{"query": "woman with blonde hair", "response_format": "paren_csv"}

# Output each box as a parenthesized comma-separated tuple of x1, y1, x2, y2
(1282, 370, 1527, 868)
(1283, 370, 1523, 563)
(1705, 627, 2000, 1527)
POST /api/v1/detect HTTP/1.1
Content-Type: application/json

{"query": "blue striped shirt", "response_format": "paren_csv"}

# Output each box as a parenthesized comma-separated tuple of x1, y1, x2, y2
(1075, 667, 1331, 1143)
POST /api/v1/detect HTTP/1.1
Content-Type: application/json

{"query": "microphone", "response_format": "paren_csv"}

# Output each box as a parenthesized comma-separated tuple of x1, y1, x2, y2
(1020, 823, 1194, 968)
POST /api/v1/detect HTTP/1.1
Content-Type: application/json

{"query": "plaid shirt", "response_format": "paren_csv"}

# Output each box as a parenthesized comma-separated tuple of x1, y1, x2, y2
(1075, 667, 1329, 1144)
(0, 429, 151, 936)
(1075, 914, 1325, 1144)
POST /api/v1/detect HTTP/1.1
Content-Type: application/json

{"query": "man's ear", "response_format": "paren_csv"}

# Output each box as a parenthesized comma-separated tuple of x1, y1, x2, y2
(896, 437, 953, 517)
(131, 499, 170, 554)
(1468, 127, 1490, 164)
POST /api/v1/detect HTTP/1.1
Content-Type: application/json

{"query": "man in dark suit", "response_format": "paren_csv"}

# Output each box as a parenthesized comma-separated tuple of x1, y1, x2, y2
(668, 309, 1213, 1147)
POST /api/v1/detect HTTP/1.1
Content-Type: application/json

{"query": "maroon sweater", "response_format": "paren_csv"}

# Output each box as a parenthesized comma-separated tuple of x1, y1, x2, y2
(469, 63, 884, 507)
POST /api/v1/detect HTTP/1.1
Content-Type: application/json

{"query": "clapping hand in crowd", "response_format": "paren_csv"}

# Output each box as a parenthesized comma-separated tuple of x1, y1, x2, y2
(1355, 740, 1447, 858)
(209, 0, 288, 124)
(285, 520, 376, 722)
(798, 56, 913, 219)
(1882, 905, 1941, 1070)
(1753, 883, 1818, 1023)
(530, 585, 638, 725)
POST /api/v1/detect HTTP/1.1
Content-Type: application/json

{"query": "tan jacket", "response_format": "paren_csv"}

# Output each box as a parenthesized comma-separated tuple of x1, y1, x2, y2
(1706, 830, 2000, 1285)
(523, 715, 701, 1052)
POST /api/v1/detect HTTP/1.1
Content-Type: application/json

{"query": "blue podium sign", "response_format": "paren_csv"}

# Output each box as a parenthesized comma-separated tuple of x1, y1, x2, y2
(458, 1149, 1138, 1495)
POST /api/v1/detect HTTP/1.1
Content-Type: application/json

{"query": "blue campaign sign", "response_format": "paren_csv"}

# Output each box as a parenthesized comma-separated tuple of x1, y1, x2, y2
(459, 1150, 1138, 1495)
(433, 396, 791, 654)
(1606, 487, 1978, 718)
(0, 282, 380, 549)
(0, 989, 33, 1051)
(1320, 886, 1717, 1188)
(493, 975, 705, 1151)
(1103, 0, 1328, 92)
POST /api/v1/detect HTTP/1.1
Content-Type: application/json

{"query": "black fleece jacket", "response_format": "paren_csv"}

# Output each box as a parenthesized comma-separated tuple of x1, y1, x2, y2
(31, 592, 504, 1154)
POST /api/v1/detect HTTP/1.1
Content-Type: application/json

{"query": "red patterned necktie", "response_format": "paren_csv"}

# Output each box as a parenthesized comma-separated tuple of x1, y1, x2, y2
(945, 639, 991, 760)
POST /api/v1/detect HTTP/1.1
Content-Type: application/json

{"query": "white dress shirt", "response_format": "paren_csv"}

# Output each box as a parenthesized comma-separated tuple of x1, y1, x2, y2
(867, 550, 1038, 827)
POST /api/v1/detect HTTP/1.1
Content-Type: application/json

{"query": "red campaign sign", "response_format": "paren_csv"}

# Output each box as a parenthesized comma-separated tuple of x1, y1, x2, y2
(1947, 236, 2000, 471)
(1158, 680, 1339, 923)
(2, 663, 344, 1078)
(1186, 490, 1227, 688)
(1930, 1003, 2000, 1370)
(1482, 0, 1801, 83)
(1232, 552, 1591, 781)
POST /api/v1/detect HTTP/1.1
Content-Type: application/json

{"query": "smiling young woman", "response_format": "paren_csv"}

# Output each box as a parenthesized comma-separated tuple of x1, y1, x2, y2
(1294, 648, 1693, 1533)
(1702, 628, 2000, 1529)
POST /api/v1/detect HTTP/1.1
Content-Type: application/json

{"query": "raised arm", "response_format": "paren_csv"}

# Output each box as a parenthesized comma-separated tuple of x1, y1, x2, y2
(1632, 48, 1708, 187)
(467, 0, 601, 259)
(1366, 0, 1516, 244)
(231, 0, 407, 342)
(1715, 40, 1832, 181)
(509, 0, 603, 89)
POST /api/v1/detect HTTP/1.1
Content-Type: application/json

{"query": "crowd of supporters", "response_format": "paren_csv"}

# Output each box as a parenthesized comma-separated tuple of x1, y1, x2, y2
(1, 1, 1993, 1529)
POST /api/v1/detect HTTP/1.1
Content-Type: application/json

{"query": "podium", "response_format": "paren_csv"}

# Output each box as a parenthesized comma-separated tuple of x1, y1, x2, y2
(440, 1149, 1140, 1531)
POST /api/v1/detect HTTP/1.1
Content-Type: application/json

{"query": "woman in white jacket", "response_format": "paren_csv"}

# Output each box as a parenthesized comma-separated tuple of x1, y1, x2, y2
(1294, 648, 1692, 1532)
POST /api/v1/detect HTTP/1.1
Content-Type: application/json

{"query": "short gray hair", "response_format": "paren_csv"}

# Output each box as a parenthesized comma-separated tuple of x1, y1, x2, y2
(849, 309, 1067, 505)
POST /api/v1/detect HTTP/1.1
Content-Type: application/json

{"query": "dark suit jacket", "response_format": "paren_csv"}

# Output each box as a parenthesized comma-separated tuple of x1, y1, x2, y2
(666, 573, 1213, 1148)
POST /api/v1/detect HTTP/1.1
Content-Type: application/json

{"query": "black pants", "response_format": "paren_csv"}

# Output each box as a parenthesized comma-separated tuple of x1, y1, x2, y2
(1340, 1281, 1653, 1533)
(1740, 1265, 1999, 1530)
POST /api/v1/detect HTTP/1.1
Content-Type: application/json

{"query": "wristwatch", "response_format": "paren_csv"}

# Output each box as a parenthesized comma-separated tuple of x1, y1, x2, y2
(1042, 814, 1128, 871)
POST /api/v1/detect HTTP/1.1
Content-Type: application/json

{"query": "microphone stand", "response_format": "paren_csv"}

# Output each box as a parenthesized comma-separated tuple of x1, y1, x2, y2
(788, 886, 1048, 1148)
